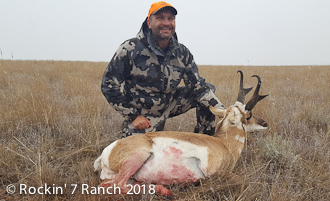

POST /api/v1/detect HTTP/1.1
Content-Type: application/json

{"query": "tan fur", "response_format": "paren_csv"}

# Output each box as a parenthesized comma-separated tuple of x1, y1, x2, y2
(108, 135, 153, 172)
(106, 104, 263, 177)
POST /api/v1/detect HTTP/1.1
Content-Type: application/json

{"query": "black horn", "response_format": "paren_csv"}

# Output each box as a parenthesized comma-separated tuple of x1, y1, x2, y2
(245, 75, 269, 111)
(236, 70, 253, 104)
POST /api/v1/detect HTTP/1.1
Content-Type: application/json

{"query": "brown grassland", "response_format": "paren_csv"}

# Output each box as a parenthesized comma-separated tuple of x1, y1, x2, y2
(0, 60, 329, 200)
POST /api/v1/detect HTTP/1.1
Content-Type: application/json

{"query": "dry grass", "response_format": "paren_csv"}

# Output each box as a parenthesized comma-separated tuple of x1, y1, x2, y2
(0, 60, 329, 200)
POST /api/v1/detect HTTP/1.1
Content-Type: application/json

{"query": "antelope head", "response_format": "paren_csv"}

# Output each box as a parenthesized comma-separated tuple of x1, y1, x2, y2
(210, 70, 268, 136)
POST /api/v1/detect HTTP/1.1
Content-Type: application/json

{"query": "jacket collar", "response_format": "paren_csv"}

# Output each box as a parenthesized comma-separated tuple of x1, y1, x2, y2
(137, 17, 181, 57)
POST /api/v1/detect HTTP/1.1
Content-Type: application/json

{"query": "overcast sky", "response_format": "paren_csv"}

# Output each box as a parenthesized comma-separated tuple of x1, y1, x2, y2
(1, 0, 330, 65)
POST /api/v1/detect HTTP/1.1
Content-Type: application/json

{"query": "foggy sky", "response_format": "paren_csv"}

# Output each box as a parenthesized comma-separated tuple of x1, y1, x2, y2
(1, 0, 330, 65)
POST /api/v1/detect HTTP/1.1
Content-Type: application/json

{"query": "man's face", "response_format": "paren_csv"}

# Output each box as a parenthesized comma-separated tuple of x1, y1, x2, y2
(147, 9, 176, 41)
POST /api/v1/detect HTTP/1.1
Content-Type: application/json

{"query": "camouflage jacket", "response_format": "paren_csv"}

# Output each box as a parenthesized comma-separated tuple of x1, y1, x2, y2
(101, 18, 223, 120)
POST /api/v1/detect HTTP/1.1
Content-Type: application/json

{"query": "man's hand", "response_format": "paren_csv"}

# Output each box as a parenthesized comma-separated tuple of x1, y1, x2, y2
(132, 116, 151, 130)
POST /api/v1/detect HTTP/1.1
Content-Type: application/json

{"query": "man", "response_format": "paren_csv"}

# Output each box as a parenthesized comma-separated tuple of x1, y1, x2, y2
(101, 1, 224, 138)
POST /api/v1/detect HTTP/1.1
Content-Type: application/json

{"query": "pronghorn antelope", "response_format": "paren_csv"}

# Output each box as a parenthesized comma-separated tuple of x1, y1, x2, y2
(94, 71, 268, 196)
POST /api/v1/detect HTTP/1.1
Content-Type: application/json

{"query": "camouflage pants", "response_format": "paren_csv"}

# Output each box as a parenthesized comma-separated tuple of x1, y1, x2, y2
(121, 84, 217, 138)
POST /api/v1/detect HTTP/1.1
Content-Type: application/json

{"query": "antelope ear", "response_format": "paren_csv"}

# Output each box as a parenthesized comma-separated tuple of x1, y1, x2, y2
(209, 106, 226, 118)
(245, 111, 252, 120)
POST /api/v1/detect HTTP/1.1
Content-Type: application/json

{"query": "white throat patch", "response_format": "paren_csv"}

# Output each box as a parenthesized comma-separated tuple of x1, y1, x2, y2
(235, 135, 245, 143)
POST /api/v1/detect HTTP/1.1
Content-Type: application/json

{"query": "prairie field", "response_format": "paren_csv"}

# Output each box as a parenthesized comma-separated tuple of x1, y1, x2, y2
(0, 60, 330, 201)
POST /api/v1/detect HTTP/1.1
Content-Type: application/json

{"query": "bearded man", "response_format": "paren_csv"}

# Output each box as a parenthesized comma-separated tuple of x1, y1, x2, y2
(101, 1, 225, 138)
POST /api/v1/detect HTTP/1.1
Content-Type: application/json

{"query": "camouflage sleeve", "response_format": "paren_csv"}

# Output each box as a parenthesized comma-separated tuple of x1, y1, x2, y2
(181, 45, 225, 109)
(101, 40, 139, 119)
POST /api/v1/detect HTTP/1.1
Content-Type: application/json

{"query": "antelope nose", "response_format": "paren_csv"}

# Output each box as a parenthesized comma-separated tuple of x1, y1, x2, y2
(229, 118, 236, 125)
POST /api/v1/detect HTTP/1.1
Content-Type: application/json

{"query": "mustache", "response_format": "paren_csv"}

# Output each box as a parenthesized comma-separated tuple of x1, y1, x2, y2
(158, 24, 174, 29)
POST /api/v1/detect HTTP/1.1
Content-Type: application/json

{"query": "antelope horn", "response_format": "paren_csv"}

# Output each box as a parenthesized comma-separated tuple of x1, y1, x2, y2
(236, 70, 253, 104)
(245, 75, 269, 111)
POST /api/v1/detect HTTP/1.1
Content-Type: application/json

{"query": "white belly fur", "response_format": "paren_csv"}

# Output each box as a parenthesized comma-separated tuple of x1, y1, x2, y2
(134, 137, 209, 184)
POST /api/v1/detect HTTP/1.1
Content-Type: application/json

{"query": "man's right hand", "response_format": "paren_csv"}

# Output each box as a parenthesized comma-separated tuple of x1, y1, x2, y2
(132, 116, 151, 130)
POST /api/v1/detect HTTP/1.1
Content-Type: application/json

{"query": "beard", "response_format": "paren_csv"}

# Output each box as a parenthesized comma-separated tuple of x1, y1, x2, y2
(152, 26, 175, 41)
